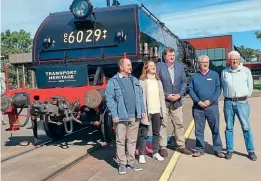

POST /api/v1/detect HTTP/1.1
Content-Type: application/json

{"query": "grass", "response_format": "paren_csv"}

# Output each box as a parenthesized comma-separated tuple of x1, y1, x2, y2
(254, 82, 261, 90)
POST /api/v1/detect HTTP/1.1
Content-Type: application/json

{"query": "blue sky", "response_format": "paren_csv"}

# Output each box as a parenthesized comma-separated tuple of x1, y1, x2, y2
(1, 0, 261, 49)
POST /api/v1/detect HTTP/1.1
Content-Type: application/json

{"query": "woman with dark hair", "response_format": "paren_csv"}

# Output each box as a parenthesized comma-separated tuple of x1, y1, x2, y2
(137, 59, 167, 164)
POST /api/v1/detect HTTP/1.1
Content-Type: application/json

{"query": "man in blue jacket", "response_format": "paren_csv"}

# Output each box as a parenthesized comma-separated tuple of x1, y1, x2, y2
(189, 55, 225, 158)
(105, 58, 146, 175)
(157, 47, 192, 157)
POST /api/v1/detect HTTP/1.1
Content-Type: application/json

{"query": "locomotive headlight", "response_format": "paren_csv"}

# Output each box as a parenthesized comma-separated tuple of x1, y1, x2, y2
(70, 0, 93, 19)
(115, 30, 127, 43)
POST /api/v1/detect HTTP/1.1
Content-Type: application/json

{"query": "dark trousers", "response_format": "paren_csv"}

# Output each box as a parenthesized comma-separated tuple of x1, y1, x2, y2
(193, 105, 223, 152)
(138, 113, 161, 155)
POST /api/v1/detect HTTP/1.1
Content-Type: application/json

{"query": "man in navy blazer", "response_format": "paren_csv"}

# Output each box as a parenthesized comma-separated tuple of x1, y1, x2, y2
(156, 47, 192, 157)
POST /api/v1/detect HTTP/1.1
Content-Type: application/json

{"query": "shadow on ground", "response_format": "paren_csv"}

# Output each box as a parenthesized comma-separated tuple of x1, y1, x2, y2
(167, 136, 249, 158)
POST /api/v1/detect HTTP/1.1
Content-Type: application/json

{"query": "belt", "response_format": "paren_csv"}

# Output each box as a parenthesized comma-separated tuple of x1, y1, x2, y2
(224, 96, 247, 102)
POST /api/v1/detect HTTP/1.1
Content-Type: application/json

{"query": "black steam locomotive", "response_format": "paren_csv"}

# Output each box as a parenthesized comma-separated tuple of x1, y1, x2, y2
(2, 0, 197, 142)
(33, 0, 197, 83)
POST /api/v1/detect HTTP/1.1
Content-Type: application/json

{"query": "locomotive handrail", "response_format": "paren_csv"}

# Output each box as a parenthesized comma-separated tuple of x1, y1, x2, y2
(39, 43, 119, 53)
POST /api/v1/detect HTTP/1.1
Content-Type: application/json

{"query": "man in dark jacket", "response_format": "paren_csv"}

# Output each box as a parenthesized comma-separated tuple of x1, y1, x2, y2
(156, 47, 192, 157)
(189, 55, 225, 158)
(105, 58, 146, 174)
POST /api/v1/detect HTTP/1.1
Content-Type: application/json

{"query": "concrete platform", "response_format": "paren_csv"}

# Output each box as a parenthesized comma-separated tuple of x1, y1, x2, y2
(169, 97, 261, 181)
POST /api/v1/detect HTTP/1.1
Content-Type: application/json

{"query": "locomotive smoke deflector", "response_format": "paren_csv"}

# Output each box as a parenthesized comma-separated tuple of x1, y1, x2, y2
(70, 0, 93, 19)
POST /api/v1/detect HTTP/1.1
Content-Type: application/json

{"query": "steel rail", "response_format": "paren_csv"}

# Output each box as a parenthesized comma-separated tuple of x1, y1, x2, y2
(1, 125, 92, 163)
(41, 141, 108, 181)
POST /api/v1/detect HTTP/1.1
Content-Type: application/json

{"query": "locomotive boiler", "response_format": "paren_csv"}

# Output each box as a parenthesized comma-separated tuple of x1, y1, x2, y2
(1, 0, 197, 144)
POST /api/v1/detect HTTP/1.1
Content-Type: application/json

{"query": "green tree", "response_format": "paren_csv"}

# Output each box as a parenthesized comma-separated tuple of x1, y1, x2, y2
(1, 29, 32, 58)
(256, 31, 261, 40)
(237, 46, 258, 61)
(1, 29, 33, 88)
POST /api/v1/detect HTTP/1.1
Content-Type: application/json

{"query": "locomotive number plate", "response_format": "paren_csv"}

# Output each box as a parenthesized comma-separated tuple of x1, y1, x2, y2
(63, 29, 108, 44)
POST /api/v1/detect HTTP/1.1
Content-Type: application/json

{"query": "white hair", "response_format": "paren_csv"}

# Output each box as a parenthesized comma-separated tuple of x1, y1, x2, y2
(228, 51, 240, 59)
(198, 55, 209, 62)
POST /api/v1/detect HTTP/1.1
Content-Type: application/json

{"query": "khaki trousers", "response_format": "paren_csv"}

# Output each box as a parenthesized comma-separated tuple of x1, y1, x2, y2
(159, 106, 185, 149)
(115, 118, 140, 165)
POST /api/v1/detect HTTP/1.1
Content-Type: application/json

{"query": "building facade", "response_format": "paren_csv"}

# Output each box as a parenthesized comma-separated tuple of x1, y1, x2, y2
(184, 35, 261, 78)
(184, 35, 233, 74)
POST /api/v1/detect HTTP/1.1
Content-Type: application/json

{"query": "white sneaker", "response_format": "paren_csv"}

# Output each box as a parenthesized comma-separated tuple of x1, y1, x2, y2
(139, 155, 146, 164)
(153, 153, 164, 161)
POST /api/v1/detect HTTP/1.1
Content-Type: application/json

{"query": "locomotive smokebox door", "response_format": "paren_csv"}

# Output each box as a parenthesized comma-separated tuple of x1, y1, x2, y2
(84, 90, 102, 108)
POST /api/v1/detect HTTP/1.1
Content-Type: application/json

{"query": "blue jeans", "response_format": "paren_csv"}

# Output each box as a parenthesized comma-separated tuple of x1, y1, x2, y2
(224, 100, 254, 153)
(193, 105, 223, 152)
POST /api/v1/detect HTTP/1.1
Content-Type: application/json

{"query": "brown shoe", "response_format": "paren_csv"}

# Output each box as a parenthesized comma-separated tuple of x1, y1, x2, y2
(192, 151, 205, 157)
(159, 149, 168, 157)
(215, 151, 225, 158)
(178, 147, 192, 155)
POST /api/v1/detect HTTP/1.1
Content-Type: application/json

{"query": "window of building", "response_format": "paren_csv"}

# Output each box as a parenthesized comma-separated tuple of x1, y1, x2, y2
(195, 47, 226, 74)
(207, 48, 215, 60)
(214, 48, 225, 60)
(196, 48, 226, 60)
(251, 67, 261, 76)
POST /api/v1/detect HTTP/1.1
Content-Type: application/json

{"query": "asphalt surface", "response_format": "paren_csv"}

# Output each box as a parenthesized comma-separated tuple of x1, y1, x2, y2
(170, 97, 261, 181)
(1, 92, 260, 181)
(1, 97, 193, 181)
(1, 127, 103, 181)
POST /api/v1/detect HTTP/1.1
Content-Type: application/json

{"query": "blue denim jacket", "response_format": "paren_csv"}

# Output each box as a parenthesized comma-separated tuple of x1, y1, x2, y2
(105, 73, 145, 121)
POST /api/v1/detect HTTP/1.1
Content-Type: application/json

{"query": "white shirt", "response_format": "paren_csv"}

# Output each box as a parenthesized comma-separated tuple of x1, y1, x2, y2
(221, 65, 253, 98)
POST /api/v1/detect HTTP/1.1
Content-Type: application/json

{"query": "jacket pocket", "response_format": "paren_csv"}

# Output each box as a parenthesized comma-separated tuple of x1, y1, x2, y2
(114, 86, 122, 97)
(134, 82, 141, 94)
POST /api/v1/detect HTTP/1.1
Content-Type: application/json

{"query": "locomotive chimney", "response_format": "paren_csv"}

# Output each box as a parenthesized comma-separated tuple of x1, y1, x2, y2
(107, 0, 110, 6)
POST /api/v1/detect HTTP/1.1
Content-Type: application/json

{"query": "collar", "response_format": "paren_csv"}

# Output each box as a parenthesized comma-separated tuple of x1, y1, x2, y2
(165, 62, 174, 69)
(147, 74, 156, 79)
(228, 65, 243, 73)
(118, 72, 131, 78)
(200, 69, 209, 75)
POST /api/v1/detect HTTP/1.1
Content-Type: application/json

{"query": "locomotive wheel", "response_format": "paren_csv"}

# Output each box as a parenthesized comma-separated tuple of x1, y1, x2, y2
(101, 108, 115, 142)
(42, 115, 66, 140)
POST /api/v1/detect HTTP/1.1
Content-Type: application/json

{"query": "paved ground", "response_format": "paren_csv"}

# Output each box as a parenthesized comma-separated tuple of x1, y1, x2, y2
(1, 95, 260, 181)
(1, 97, 194, 181)
(169, 97, 261, 181)
(1, 110, 50, 157)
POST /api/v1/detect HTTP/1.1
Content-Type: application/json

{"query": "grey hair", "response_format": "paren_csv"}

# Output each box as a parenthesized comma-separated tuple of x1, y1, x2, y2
(198, 55, 209, 62)
(228, 51, 240, 59)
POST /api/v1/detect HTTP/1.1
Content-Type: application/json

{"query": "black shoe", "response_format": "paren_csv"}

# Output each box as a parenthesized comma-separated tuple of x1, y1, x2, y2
(159, 149, 168, 157)
(192, 151, 205, 157)
(215, 151, 225, 158)
(248, 152, 257, 161)
(178, 147, 192, 155)
(225, 152, 233, 160)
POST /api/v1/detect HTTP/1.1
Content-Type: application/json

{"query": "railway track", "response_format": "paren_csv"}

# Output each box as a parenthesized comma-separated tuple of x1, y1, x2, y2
(1, 125, 107, 181)
(1, 125, 92, 163)
(41, 140, 109, 181)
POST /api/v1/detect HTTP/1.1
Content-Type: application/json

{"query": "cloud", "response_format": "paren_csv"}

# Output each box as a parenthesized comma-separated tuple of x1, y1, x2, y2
(1, 0, 105, 36)
(159, 0, 261, 39)
(2, 0, 260, 41)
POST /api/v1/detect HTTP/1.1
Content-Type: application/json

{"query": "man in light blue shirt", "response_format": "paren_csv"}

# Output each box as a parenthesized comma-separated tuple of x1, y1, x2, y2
(221, 50, 257, 161)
